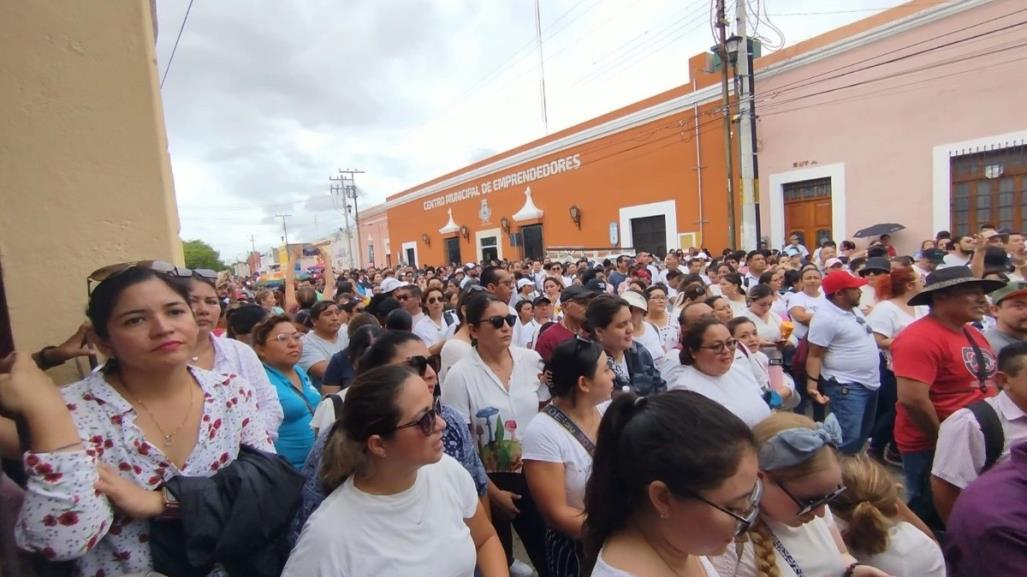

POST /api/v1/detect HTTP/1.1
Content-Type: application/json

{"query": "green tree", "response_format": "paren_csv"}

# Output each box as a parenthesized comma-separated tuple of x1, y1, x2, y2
(182, 239, 227, 271)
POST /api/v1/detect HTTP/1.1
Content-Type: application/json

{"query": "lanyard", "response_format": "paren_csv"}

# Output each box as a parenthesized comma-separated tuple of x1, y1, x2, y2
(770, 530, 806, 577)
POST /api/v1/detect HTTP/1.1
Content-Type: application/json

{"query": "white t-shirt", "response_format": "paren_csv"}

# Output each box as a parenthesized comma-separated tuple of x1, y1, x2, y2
(941, 252, 971, 268)
(282, 454, 478, 577)
(807, 300, 881, 389)
(742, 310, 797, 348)
(442, 347, 549, 474)
(298, 332, 346, 390)
(591, 551, 718, 577)
(785, 291, 826, 340)
(932, 391, 1027, 489)
(833, 519, 945, 577)
(670, 362, 771, 427)
(866, 300, 927, 369)
(711, 508, 846, 577)
(522, 404, 608, 510)
(514, 319, 541, 350)
(727, 298, 749, 319)
(413, 314, 454, 348)
(439, 338, 474, 385)
(771, 295, 789, 320)
(648, 316, 681, 353)
(634, 322, 666, 361)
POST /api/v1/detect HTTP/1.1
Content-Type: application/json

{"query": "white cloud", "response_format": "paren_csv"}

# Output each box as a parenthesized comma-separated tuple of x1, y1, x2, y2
(155, 0, 913, 263)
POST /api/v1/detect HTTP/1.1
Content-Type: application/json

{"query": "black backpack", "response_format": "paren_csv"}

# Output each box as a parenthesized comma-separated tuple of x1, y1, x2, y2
(967, 400, 1005, 472)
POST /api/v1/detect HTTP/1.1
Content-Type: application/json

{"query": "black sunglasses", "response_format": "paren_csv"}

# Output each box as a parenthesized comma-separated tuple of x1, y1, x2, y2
(394, 398, 442, 436)
(774, 478, 847, 517)
(405, 355, 440, 376)
(479, 314, 517, 329)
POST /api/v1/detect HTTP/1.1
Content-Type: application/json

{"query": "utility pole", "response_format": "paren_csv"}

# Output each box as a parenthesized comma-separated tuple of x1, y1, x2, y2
(716, 0, 736, 249)
(331, 169, 365, 270)
(275, 214, 291, 274)
(534, 0, 549, 134)
(735, 0, 760, 249)
(249, 234, 256, 254)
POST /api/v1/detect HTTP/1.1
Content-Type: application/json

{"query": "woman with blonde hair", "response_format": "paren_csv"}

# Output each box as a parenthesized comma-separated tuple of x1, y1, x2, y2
(830, 455, 943, 577)
(711, 412, 893, 577)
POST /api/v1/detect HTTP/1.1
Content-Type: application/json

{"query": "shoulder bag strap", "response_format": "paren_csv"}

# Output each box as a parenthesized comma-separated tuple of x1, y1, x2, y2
(962, 327, 990, 392)
(542, 403, 596, 457)
(330, 393, 344, 418)
(967, 400, 1005, 471)
(285, 376, 317, 416)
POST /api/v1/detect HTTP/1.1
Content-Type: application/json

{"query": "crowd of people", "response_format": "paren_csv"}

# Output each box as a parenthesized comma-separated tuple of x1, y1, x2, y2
(1, 227, 1026, 577)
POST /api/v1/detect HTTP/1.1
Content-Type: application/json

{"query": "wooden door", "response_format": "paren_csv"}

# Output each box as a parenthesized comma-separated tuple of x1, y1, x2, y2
(784, 177, 832, 248)
(631, 215, 667, 257)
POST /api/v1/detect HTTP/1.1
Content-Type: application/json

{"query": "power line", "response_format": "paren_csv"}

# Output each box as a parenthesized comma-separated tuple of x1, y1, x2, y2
(762, 7, 1027, 95)
(767, 2, 951, 17)
(160, 0, 197, 88)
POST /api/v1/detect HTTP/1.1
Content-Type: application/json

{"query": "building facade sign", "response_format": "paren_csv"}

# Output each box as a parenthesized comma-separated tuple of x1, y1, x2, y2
(422, 153, 583, 211)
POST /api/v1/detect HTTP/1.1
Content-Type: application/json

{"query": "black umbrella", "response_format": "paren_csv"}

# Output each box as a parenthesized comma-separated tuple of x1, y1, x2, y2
(853, 223, 905, 238)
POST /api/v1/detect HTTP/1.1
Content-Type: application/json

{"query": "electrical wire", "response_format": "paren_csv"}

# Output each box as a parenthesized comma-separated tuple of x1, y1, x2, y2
(160, 0, 197, 88)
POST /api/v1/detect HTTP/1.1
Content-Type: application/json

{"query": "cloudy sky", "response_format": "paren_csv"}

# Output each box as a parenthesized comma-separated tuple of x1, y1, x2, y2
(155, 0, 922, 262)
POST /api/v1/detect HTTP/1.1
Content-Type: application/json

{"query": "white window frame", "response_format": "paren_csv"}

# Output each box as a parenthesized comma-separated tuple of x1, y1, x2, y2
(768, 163, 846, 250)
(618, 200, 678, 251)
(476, 228, 503, 261)
(401, 241, 418, 267)
(932, 130, 1027, 234)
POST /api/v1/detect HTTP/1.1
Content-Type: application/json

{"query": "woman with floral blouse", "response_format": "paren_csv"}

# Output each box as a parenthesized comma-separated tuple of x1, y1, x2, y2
(6, 264, 273, 577)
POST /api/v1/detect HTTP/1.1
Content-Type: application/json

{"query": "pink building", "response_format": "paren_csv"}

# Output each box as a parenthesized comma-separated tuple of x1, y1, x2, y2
(756, 0, 1027, 253)
(358, 203, 390, 269)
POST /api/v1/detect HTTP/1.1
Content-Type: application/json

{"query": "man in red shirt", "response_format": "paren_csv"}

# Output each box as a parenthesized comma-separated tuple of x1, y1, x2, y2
(533, 285, 595, 362)
(892, 266, 1004, 528)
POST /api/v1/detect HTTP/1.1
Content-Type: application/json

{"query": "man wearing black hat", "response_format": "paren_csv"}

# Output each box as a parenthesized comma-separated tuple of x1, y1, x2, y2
(915, 248, 946, 279)
(891, 266, 1004, 528)
(533, 285, 595, 362)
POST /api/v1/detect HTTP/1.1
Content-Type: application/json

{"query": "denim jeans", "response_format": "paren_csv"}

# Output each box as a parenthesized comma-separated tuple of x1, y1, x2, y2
(869, 354, 897, 451)
(822, 380, 879, 455)
(901, 448, 944, 531)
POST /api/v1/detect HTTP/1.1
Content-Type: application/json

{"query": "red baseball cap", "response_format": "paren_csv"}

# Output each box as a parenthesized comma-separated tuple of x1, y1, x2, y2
(821, 270, 868, 295)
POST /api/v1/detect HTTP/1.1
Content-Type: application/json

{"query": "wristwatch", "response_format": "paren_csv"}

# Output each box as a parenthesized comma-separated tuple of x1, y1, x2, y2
(158, 486, 180, 520)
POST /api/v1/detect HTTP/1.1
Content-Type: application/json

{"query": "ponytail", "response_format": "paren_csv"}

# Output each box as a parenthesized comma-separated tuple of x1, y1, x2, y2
(845, 501, 892, 555)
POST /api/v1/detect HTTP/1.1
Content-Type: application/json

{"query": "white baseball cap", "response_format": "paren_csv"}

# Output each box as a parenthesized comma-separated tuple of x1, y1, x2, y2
(379, 277, 410, 294)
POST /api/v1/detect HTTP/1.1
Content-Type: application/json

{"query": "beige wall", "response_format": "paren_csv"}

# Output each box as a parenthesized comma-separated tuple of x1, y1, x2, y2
(0, 0, 181, 382)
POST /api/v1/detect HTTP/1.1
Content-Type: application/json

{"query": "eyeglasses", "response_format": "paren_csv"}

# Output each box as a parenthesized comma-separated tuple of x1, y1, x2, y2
(394, 398, 442, 436)
(853, 315, 873, 335)
(685, 478, 763, 537)
(698, 338, 738, 353)
(426, 297, 443, 304)
(395, 294, 410, 301)
(773, 478, 847, 517)
(405, 355, 440, 376)
(478, 314, 517, 329)
(271, 332, 304, 343)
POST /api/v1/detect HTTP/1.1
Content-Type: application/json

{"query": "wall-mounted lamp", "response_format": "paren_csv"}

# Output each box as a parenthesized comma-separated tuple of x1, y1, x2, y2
(569, 205, 582, 230)
(459, 225, 470, 241)
(421, 233, 431, 246)
(500, 217, 511, 234)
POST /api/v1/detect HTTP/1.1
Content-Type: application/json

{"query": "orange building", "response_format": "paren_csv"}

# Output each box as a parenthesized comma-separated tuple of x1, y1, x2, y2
(368, 52, 732, 268)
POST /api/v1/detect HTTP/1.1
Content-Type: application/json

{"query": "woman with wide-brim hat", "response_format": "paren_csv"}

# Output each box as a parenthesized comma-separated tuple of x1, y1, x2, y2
(890, 265, 1004, 530)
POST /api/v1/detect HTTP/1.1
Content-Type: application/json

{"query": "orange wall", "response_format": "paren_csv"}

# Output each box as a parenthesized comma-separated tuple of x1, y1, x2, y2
(385, 96, 734, 266)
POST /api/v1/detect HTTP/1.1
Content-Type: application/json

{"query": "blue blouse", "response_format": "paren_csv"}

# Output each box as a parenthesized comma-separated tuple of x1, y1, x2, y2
(263, 364, 320, 469)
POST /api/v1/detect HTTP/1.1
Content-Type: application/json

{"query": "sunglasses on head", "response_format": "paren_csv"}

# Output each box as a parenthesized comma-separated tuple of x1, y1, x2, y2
(87, 260, 217, 294)
(394, 398, 442, 436)
(479, 314, 517, 329)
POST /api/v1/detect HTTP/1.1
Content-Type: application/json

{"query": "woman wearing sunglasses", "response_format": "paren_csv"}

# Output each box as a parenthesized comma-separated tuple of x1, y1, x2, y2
(585, 295, 666, 397)
(670, 318, 771, 427)
(443, 292, 550, 577)
(283, 364, 507, 577)
(414, 287, 455, 356)
(9, 265, 274, 577)
(582, 390, 760, 577)
(253, 314, 321, 469)
(182, 271, 283, 442)
(711, 413, 893, 577)
(523, 337, 614, 577)
(289, 330, 489, 548)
